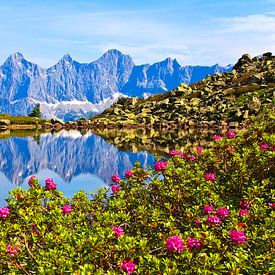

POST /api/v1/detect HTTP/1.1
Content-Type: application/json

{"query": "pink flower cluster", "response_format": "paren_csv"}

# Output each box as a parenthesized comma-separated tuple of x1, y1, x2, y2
(6, 244, 19, 257)
(230, 230, 247, 244)
(204, 173, 216, 182)
(30, 224, 40, 235)
(203, 205, 214, 214)
(206, 215, 221, 226)
(260, 143, 274, 152)
(260, 143, 269, 151)
(120, 259, 135, 274)
(269, 203, 275, 208)
(239, 200, 250, 209)
(169, 149, 182, 156)
(169, 150, 196, 161)
(213, 134, 222, 140)
(196, 146, 203, 154)
(154, 161, 169, 172)
(112, 185, 120, 193)
(28, 175, 37, 186)
(166, 235, 184, 253)
(62, 204, 72, 214)
(226, 130, 235, 138)
(238, 209, 251, 217)
(45, 178, 56, 190)
(216, 208, 229, 219)
(111, 174, 120, 183)
(112, 226, 124, 238)
(0, 206, 10, 219)
(187, 237, 202, 250)
(125, 169, 134, 178)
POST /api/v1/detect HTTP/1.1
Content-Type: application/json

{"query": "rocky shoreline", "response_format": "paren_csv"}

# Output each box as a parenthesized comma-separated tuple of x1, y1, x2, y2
(0, 117, 242, 132)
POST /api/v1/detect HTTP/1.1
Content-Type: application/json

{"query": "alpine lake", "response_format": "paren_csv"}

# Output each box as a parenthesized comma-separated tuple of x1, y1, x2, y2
(0, 127, 227, 205)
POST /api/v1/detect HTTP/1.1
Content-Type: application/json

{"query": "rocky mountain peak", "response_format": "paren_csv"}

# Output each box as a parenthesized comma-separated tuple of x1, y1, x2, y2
(4, 52, 26, 67)
(0, 49, 233, 120)
(58, 54, 73, 64)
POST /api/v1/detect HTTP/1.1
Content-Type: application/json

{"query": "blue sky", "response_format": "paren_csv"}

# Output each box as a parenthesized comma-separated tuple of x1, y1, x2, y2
(0, 0, 274, 67)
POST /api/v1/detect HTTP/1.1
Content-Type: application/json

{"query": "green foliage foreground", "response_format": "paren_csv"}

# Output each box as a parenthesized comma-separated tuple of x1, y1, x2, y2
(0, 110, 274, 274)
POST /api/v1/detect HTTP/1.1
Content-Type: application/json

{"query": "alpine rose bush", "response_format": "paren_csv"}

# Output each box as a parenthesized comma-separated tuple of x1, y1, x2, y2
(120, 259, 135, 274)
(125, 169, 134, 178)
(28, 175, 37, 186)
(111, 173, 120, 183)
(45, 178, 56, 190)
(238, 209, 251, 217)
(0, 206, 10, 218)
(230, 230, 247, 244)
(111, 184, 120, 193)
(203, 205, 214, 214)
(166, 236, 184, 253)
(226, 130, 235, 138)
(216, 208, 229, 219)
(187, 238, 202, 250)
(112, 226, 124, 238)
(154, 161, 169, 171)
(213, 134, 222, 140)
(260, 143, 269, 151)
(206, 215, 221, 226)
(5, 245, 19, 257)
(0, 109, 273, 274)
(61, 204, 72, 214)
(204, 173, 216, 182)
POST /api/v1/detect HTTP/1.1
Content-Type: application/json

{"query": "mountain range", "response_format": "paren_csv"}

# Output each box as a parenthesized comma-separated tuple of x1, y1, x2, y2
(0, 50, 232, 120)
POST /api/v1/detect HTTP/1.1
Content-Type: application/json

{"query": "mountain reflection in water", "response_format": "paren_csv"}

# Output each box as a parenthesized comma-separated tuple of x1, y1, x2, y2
(0, 128, 224, 205)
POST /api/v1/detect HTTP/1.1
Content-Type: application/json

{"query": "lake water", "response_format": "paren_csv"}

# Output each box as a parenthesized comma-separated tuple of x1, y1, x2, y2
(0, 128, 221, 205)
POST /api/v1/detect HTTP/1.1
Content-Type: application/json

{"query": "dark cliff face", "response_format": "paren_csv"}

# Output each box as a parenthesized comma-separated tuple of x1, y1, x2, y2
(0, 50, 232, 119)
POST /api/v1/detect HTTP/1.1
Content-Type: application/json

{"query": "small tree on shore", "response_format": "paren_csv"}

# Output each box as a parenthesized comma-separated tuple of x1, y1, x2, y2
(28, 104, 42, 119)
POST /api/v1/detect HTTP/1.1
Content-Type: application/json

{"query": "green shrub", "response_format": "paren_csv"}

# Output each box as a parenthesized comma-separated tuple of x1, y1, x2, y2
(0, 110, 274, 274)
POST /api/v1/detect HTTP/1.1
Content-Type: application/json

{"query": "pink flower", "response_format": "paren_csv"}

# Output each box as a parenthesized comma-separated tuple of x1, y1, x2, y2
(0, 206, 10, 219)
(239, 200, 250, 209)
(187, 237, 202, 250)
(238, 209, 251, 217)
(188, 154, 196, 161)
(111, 174, 120, 183)
(203, 205, 214, 214)
(125, 169, 134, 178)
(213, 134, 222, 140)
(61, 204, 72, 214)
(195, 219, 201, 227)
(204, 173, 216, 182)
(206, 215, 221, 226)
(30, 224, 40, 235)
(28, 175, 37, 186)
(30, 228, 40, 235)
(180, 153, 189, 158)
(269, 203, 275, 208)
(45, 178, 56, 190)
(169, 150, 182, 156)
(5, 245, 19, 257)
(154, 161, 169, 172)
(226, 130, 235, 138)
(166, 236, 184, 253)
(112, 185, 120, 193)
(230, 230, 247, 244)
(270, 146, 275, 151)
(196, 146, 203, 154)
(120, 259, 135, 274)
(216, 208, 229, 219)
(112, 226, 124, 238)
(260, 143, 269, 151)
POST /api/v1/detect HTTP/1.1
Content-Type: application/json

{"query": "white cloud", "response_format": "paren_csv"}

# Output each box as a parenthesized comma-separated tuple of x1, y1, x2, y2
(218, 14, 275, 33)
